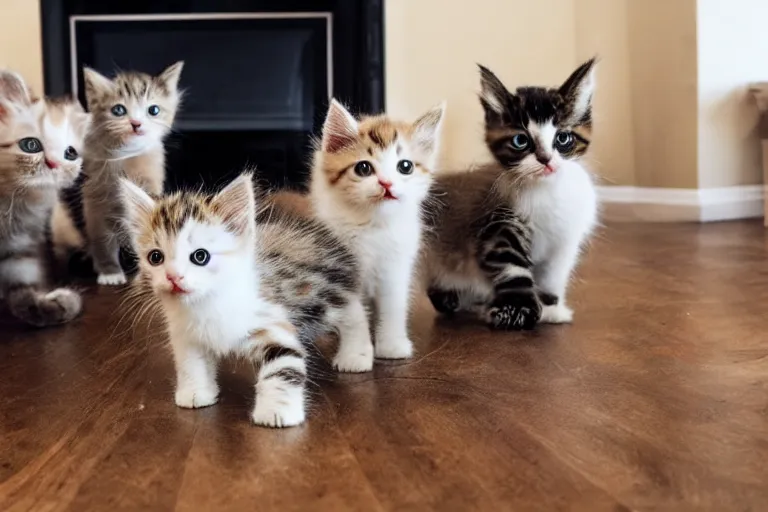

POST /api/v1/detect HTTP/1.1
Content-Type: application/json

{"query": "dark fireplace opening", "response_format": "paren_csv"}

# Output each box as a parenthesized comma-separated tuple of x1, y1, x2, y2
(41, 0, 384, 192)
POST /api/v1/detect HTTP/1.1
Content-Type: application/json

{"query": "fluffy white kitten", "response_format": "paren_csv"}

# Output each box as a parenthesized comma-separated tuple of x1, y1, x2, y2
(309, 100, 445, 371)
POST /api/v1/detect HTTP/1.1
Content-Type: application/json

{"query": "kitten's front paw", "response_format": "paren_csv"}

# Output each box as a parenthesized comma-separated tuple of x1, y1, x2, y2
(333, 346, 374, 373)
(540, 304, 574, 324)
(486, 294, 541, 331)
(375, 336, 414, 360)
(427, 288, 460, 315)
(42, 288, 82, 323)
(252, 384, 305, 428)
(97, 272, 127, 286)
(8, 287, 82, 327)
(174, 384, 219, 409)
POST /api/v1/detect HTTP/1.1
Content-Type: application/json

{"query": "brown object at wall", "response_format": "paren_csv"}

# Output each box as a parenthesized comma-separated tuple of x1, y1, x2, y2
(750, 82, 768, 226)
(1, 221, 767, 510)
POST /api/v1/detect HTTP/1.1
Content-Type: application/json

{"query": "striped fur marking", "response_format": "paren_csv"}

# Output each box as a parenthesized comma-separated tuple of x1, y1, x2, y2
(476, 207, 542, 330)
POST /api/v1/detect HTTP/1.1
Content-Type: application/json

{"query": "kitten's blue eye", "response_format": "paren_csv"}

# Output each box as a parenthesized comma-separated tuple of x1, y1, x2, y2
(190, 249, 210, 266)
(111, 104, 127, 117)
(555, 131, 573, 148)
(354, 161, 374, 177)
(397, 159, 414, 175)
(509, 134, 529, 150)
(148, 105, 160, 116)
(147, 249, 164, 266)
(18, 138, 42, 154)
(64, 146, 78, 161)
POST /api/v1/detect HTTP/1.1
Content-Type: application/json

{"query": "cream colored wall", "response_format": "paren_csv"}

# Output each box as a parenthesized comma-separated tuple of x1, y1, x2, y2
(627, 0, 699, 189)
(385, 0, 577, 170)
(577, 0, 700, 190)
(696, 0, 768, 188)
(384, 0, 680, 189)
(574, 0, 636, 186)
(5, 0, 762, 192)
(0, 0, 44, 96)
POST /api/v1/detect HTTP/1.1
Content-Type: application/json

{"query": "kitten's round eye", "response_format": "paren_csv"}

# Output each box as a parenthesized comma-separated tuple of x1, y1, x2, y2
(510, 134, 529, 150)
(397, 159, 414, 175)
(111, 104, 127, 117)
(147, 249, 164, 266)
(555, 131, 573, 148)
(190, 249, 210, 266)
(148, 105, 160, 116)
(18, 137, 42, 154)
(354, 161, 374, 177)
(64, 146, 78, 161)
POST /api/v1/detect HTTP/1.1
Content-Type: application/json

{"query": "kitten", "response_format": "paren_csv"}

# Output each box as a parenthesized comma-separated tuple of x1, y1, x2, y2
(77, 61, 183, 286)
(120, 173, 370, 427)
(309, 100, 445, 371)
(422, 59, 598, 329)
(0, 71, 90, 326)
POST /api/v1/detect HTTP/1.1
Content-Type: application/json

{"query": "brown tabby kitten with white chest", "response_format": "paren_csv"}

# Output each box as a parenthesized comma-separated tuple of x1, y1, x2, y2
(422, 60, 598, 330)
(78, 62, 184, 286)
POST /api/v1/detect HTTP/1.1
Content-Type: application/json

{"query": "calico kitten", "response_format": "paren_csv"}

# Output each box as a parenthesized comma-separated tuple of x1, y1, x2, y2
(120, 174, 369, 427)
(0, 71, 90, 327)
(75, 62, 183, 286)
(422, 59, 598, 329)
(309, 100, 445, 371)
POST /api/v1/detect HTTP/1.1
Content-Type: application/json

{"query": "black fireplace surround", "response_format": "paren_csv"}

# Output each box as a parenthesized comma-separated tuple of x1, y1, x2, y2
(40, 0, 384, 191)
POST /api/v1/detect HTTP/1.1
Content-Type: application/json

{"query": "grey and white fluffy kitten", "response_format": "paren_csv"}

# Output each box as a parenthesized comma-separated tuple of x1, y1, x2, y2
(421, 59, 599, 330)
(61, 62, 184, 286)
(0, 71, 90, 326)
(120, 173, 369, 427)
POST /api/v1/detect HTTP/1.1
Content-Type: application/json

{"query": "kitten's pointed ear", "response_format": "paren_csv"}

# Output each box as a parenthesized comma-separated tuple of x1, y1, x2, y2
(559, 57, 597, 124)
(120, 178, 155, 238)
(411, 102, 446, 166)
(478, 64, 509, 117)
(158, 61, 184, 91)
(211, 174, 256, 236)
(0, 70, 32, 105)
(321, 99, 359, 153)
(83, 67, 113, 106)
(0, 70, 32, 120)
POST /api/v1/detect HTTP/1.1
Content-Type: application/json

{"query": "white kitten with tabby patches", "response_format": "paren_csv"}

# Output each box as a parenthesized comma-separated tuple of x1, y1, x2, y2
(122, 173, 369, 427)
(309, 100, 445, 371)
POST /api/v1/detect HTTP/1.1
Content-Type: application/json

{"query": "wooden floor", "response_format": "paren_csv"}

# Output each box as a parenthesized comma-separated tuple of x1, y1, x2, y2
(1, 221, 767, 511)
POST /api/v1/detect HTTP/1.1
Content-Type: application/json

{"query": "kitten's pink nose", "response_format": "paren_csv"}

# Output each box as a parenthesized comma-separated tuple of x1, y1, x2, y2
(166, 273, 183, 284)
(378, 178, 393, 190)
(130, 120, 142, 132)
(536, 154, 557, 174)
(45, 159, 59, 169)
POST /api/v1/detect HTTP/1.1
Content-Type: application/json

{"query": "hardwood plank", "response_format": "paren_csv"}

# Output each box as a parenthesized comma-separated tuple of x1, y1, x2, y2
(0, 221, 767, 511)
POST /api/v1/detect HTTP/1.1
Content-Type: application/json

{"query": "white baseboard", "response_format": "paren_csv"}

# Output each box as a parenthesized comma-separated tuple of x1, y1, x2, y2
(598, 185, 765, 222)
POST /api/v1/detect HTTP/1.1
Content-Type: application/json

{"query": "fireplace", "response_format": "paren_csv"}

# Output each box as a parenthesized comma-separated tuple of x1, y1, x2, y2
(40, 0, 384, 191)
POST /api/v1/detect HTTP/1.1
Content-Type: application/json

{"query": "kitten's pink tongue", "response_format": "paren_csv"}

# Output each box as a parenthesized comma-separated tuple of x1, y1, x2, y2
(383, 189, 397, 200)
(170, 283, 187, 294)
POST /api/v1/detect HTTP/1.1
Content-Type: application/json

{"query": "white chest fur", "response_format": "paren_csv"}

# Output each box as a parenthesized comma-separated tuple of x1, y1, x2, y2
(518, 160, 598, 264)
(163, 278, 285, 357)
(347, 209, 422, 298)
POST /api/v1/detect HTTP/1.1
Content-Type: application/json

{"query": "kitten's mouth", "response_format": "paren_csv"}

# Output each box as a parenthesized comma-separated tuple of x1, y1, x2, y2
(169, 283, 189, 295)
(382, 189, 397, 200)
